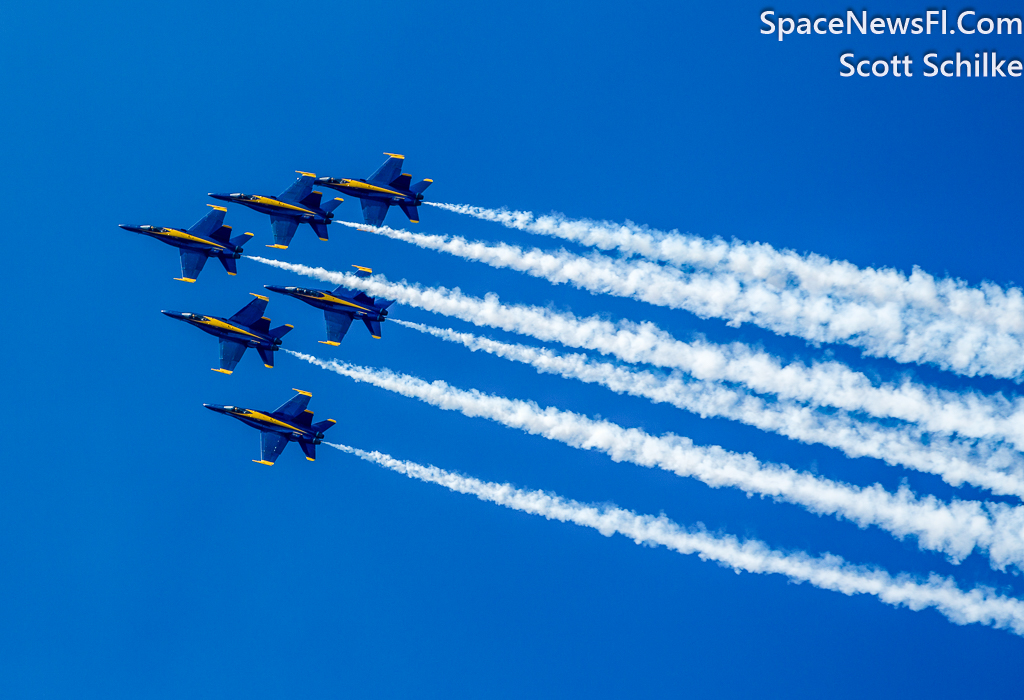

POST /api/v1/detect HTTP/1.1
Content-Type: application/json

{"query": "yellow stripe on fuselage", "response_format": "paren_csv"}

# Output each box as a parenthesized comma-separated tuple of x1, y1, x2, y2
(339, 180, 404, 197)
(157, 228, 226, 249)
(298, 292, 369, 312)
(245, 410, 303, 432)
(198, 318, 261, 339)
(250, 196, 315, 215)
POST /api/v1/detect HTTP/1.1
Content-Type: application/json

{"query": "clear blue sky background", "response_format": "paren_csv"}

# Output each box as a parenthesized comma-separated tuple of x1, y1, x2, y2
(1, 1, 1022, 697)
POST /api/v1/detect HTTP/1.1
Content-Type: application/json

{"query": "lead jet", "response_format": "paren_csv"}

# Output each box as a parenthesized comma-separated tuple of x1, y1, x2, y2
(204, 389, 336, 464)
(161, 293, 294, 374)
(119, 205, 253, 282)
(209, 171, 343, 250)
(315, 153, 432, 227)
(264, 265, 395, 346)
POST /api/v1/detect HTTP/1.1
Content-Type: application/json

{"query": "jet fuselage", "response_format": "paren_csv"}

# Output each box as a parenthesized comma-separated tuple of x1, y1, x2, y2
(203, 404, 325, 443)
(264, 284, 389, 322)
(161, 310, 282, 349)
(119, 224, 243, 258)
(314, 177, 422, 207)
(208, 193, 334, 225)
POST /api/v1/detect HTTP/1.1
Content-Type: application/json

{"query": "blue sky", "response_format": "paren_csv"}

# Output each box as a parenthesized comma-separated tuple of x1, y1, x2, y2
(1, 1, 1022, 696)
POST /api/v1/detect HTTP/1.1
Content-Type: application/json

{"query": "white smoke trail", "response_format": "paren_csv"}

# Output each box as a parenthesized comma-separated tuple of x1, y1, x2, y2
(329, 441, 1024, 637)
(426, 202, 1024, 381)
(392, 319, 1024, 499)
(292, 351, 1024, 572)
(250, 257, 1024, 473)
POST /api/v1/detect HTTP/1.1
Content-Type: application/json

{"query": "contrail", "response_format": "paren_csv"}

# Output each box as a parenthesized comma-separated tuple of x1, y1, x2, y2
(426, 202, 1024, 381)
(249, 257, 1024, 469)
(329, 441, 1024, 637)
(292, 351, 1024, 572)
(392, 319, 1024, 499)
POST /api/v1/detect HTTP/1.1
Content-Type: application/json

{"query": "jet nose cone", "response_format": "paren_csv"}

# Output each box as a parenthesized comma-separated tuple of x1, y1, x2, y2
(119, 224, 142, 232)
(264, 284, 286, 294)
(203, 403, 227, 413)
(208, 193, 231, 201)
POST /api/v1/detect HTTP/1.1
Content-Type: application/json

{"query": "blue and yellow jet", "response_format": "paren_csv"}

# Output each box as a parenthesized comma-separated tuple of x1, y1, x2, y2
(264, 265, 395, 346)
(209, 171, 343, 250)
(162, 293, 294, 374)
(315, 153, 432, 227)
(204, 389, 335, 464)
(119, 205, 253, 282)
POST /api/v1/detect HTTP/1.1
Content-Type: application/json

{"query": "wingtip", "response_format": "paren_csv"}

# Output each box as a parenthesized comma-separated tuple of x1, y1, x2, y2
(207, 204, 228, 212)
(266, 244, 288, 249)
(292, 388, 312, 397)
(264, 364, 274, 369)
(174, 277, 197, 283)
(305, 457, 316, 462)
(383, 152, 405, 159)
(250, 293, 270, 301)
(211, 368, 233, 374)
(318, 340, 341, 346)
(252, 460, 275, 466)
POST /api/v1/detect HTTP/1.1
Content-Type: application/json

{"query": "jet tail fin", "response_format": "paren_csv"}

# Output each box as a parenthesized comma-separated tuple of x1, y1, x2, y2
(269, 324, 293, 340)
(362, 317, 382, 339)
(256, 346, 277, 368)
(209, 224, 233, 243)
(310, 222, 329, 241)
(218, 256, 238, 275)
(399, 203, 420, 224)
(312, 419, 336, 434)
(299, 440, 317, 461)
(299, 191, 323, 209)
(390, 173, 412, 191)
(322, 197, 344, 214)
(229, 232, 254, 249)
(378, 299, 396, 311)
(409, 179, 432, 195)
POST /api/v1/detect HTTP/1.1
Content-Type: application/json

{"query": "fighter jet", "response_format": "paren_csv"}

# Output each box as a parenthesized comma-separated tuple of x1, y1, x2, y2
(264, 265, 395, 346)
(209, 171, 343, 249)
(204, 389, 335, 464)
(161, 293, 294, 374)
(119, 205, 253, 282)
(315, 153, 432, 227)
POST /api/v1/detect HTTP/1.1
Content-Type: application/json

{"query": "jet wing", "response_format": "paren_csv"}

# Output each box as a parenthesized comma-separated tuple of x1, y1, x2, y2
(257, 431, 289, 465)
(186, 206, 226, 238)
(178, 250, 209, 282)
(360, 199, 390, 227)
(367, 154, 404, 186)
(323, 310, 354, 345)
(279, 172, 315, 203)
(273, 390, 312, 419)
(269, 216, 300, 248)
(229, 296, 269, 327)
(218, 339, 247, 373)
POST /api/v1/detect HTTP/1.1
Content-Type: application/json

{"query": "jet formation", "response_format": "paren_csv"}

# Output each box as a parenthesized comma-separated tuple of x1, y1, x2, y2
(123, 152, 432, 464)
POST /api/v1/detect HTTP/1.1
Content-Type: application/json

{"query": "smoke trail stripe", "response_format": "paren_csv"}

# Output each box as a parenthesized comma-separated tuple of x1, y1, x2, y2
(331, 441, 1024, 637)
(295, 352, 1024, 572)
